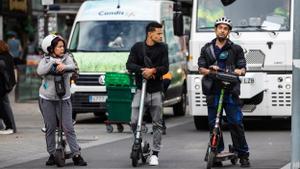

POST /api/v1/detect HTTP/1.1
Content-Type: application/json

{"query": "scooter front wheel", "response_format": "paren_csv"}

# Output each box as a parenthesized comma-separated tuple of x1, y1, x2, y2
(55, 149, 65, 167)
(131, 150, 139, 167)
(206, 151, 216, 169)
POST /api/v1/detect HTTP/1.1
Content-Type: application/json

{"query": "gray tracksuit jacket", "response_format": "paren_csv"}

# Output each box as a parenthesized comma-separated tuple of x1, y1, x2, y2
(37, 53, 76, 100)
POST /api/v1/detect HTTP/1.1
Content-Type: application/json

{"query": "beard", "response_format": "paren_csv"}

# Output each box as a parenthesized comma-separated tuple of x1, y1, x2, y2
(217, 36, 227, 42)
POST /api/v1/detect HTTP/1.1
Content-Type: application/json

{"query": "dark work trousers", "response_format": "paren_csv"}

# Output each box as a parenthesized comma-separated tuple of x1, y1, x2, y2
(39, 98, 81, 156)
(207, 94, 249, 157)
(0, 94, 17, 132)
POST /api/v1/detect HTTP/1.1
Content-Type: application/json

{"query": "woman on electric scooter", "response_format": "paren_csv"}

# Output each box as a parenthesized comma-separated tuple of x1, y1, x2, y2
(37, 34, 87, 166)
(198, 17, 250, 167)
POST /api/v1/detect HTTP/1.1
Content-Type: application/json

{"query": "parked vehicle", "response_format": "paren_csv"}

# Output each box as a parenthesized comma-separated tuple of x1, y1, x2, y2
(68, 0, 187, 118)
(188, 0, 293, 130)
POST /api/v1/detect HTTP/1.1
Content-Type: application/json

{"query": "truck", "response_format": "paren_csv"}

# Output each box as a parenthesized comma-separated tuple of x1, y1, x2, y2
(68, 0, 187, 119)
(187, 0, 293, 129)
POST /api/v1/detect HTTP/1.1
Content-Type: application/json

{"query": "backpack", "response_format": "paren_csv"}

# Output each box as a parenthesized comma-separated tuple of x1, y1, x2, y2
(0, 57, 16, 97)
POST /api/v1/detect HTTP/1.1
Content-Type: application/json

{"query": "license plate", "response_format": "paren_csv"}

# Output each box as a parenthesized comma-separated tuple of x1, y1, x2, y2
(89, 96, 107, 103)
(242, 77, 255, 84)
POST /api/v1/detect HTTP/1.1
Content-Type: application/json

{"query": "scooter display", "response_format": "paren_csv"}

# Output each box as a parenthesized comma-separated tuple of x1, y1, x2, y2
(205, 70, 239, 169)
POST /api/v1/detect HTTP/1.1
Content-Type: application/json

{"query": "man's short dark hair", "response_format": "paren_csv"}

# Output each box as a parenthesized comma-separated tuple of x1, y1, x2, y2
(146, 22, 163, 35)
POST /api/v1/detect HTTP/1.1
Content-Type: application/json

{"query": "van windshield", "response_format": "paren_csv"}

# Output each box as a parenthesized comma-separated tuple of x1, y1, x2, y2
(69, 21, 151, 52)
(196, 0, 291, 32)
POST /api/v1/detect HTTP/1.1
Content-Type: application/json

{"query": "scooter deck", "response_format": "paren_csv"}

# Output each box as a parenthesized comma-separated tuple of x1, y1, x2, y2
(215, 152, 237, 162)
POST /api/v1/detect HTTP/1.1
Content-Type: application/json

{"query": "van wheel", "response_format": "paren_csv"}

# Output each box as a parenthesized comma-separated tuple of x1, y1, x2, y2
(93, 112, 107, 121)
(173, 90, 187, 116)
(194, 116, 208, 130)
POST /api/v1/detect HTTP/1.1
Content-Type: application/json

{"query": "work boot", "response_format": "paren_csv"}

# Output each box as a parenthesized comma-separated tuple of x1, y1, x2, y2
(240, 156, 250, 167)
(212, 161, 223, 167)
(45, 154, 55, 166)
(73, 154, 87, 166)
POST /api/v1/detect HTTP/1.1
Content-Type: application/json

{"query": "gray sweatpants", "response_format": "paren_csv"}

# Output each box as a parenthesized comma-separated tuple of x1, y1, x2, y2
(39, 98, 80, 156)
(131, 90, 163, 152)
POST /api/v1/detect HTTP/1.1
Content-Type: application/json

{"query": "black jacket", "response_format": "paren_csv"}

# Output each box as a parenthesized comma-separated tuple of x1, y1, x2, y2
(126, 42, 169, 93)
(198, 39, 246, 96)
(0, 52, 16, 97)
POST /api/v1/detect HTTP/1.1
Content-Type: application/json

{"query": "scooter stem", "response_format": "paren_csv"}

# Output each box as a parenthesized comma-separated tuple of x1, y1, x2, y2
(214, 88, 225, 128)
(136, 78, 147, 139)
(58, 97, 63, 144)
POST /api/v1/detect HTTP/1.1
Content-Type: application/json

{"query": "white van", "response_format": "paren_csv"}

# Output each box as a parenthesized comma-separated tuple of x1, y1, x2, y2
(68, 0, 187, 118)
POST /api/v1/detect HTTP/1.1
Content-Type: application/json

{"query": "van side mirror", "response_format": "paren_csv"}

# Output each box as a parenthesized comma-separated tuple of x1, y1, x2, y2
(220, 0, 236, 6)
(173, 2, 184, 36)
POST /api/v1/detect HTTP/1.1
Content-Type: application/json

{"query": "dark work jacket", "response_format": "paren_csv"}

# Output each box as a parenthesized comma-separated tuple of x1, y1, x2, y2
(198, 39, 246, 96)
(0, 52, 16, 97)
(126, 42, 169, 93)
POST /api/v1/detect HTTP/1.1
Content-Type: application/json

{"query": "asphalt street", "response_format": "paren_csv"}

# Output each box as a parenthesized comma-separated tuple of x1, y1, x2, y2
(5, 119, 290, 169)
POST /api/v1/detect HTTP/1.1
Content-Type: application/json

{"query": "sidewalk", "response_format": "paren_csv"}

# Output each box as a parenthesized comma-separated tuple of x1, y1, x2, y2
(0, 91, 132, 168)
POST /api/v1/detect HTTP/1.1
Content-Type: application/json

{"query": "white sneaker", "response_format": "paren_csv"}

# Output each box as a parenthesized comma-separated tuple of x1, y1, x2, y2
(0, 129, 14, 135)
(149, 155, 159, 166)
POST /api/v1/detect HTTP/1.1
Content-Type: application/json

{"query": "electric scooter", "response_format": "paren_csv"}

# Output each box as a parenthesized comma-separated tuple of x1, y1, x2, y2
(130, 78, 151, 167)
(53, 74, 73, 167)
(130, 48, 153, 167)
(205, 70, 239, 169)
(45, 64, 76, 167)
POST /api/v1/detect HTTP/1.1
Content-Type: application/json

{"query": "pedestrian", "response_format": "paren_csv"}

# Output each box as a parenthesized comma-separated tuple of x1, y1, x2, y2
(0, 40, 17, 135)
(7, 31, 23, 65)
(198, 16, 250, 167)
(37, 34, 87, 166)
(126, 21, 169, 166)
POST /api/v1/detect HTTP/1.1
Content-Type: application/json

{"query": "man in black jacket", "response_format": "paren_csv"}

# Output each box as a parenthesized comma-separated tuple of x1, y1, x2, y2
(126, 22, 169, 166)
(198, 17, 250, 167)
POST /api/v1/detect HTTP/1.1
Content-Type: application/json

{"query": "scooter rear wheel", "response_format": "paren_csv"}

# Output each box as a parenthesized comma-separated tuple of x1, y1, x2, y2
(141, 142, 150, 163)
(55, 149, 65, 167)
(206, 151, 216, 169)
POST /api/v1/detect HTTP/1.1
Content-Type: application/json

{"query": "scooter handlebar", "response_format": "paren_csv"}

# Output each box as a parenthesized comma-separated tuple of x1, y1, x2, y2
(48, 63, 75, 76)
(215, 71, 240, 84)
(208, 68, 240, 84)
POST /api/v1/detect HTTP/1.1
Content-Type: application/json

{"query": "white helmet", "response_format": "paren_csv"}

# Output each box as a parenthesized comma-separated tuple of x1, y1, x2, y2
(41, 34, 62, 54)
(215, 16, 232, 30)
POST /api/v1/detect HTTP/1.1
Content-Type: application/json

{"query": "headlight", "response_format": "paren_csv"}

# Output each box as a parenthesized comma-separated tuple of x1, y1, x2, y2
(277, 77, 283, 82)
(286, 84, 291, 89)
(195, 84, 200, 90)
(285, 77, 292, 83)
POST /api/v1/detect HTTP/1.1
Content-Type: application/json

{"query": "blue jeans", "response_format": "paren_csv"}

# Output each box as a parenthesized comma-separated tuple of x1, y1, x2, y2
(207, 94, 249, 157)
